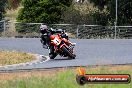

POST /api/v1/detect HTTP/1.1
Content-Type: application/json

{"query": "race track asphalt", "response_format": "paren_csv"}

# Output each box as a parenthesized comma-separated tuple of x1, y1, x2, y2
(0, 38, 132, 71)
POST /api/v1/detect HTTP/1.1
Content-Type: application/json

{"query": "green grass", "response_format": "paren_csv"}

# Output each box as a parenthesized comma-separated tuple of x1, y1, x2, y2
(0, 66, 132, 88)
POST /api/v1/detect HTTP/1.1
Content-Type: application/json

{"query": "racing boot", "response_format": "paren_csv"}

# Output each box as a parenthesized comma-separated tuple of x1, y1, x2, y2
(49, 53, 57, 59)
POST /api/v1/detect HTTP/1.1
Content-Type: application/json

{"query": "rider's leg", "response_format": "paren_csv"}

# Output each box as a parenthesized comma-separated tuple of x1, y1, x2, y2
(49, 45, 57, 59)
(40, 35, 48, 45)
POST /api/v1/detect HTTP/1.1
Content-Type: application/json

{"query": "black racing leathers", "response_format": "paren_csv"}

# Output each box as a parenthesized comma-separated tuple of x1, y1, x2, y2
(40, 29, 68, 59)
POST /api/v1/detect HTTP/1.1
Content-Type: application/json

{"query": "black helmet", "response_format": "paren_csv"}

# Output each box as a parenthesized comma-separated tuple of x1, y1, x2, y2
(40, 24, 48, 34)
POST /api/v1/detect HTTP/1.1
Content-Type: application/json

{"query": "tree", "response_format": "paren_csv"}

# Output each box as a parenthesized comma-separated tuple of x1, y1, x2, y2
(61, 6, 95, 25)
(116, 0, 132, 25)
(0, 0, 21, 20)
(0, 0, 6, 20)
(17, 0, 72, 23)
(7, 0, 21, 9)
(89, 0, 132, 25)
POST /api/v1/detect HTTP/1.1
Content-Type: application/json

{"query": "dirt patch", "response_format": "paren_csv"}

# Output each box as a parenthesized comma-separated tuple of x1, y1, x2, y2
(108, 65, 132, 71)
(87, 65, 132, 72)
(0, 51, 36, 66)
(0, 68, 65, 81)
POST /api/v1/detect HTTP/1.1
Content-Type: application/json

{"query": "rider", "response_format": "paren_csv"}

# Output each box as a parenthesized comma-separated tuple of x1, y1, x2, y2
(40, 23, 69, 59)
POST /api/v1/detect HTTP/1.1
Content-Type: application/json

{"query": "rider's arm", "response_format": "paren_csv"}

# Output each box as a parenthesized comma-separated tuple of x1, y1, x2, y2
(40, 34, 47, 45)
(50, 28, 63, 34)
(55, 30, 62, 33)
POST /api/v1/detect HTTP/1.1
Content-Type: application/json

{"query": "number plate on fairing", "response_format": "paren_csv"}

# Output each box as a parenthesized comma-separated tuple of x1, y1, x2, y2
(52, 37, 61, 45)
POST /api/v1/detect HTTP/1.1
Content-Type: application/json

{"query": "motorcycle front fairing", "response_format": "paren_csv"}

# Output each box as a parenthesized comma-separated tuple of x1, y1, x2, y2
(50, 34, 76, 58)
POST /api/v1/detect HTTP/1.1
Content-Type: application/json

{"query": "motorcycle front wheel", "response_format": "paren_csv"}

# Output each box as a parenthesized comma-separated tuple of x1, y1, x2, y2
(61, 46, 76, 59)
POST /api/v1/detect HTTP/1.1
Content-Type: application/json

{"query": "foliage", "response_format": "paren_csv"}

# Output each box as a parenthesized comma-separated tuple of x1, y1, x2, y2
(61, 2, 110, 26)
(90, 0, 132, 25)
(0, 0, 6, 33)
(7, 0, 21, 9)
(17, 0, 72, 23)
(61, 6, 93, 25)
(0, 0, 6, 20)
(16, 0, 72, 33)
(15, 23, 40, 33)
(89, 0, 108, 10)
(114, 0, 132, 25)
(0, 0, 21, 20)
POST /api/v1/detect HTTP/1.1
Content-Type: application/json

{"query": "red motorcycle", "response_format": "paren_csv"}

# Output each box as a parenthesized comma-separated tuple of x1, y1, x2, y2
(50, 34, 76, 59)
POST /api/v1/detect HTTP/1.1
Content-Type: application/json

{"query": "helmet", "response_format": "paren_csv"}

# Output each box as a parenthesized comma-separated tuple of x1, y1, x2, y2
(40, 24, 48, 34)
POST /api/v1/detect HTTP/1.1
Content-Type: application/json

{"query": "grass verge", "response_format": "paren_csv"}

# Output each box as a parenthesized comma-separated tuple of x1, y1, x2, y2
(0, 65, 131, 88)
(0, 51, 36, 66)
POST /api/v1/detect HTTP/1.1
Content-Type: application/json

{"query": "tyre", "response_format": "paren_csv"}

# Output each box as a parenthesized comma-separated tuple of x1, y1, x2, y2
(61, 46, 76, 59)
(49, 53, 57, 59)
